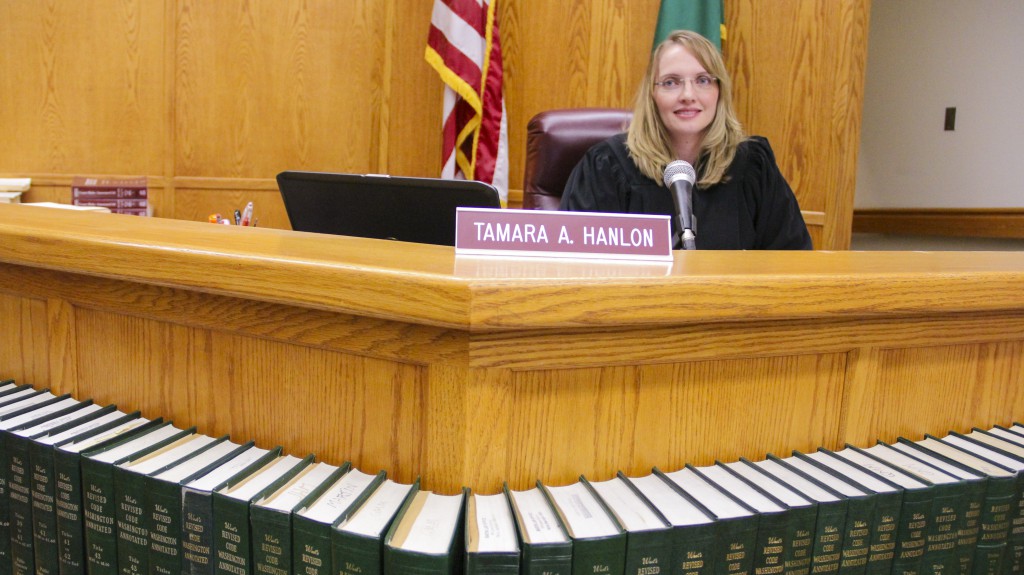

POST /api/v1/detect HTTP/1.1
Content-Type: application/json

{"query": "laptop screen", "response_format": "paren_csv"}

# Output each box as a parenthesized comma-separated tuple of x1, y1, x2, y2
(277, 171, 501, 246)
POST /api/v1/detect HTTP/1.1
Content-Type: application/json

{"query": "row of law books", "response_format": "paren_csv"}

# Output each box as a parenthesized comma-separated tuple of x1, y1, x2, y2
(2, 376, 1024, 575)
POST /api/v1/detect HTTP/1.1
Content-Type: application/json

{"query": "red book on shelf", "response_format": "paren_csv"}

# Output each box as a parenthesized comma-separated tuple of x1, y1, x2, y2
(71, 177, 149, 216)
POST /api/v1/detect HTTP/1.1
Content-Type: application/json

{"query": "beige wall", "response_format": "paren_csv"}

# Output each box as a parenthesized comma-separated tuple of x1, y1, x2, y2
(0, 0, 869, 249)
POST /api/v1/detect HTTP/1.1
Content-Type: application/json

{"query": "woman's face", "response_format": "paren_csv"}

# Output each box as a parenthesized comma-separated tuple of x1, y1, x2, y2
(653, 44, 719, 145)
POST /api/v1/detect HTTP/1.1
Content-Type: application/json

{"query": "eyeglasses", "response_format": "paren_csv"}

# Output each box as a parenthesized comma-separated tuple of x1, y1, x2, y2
(654, 75, 718, 92)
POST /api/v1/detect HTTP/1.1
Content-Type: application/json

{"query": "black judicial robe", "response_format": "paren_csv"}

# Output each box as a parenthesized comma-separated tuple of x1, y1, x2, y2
(559, 134, 813, 250)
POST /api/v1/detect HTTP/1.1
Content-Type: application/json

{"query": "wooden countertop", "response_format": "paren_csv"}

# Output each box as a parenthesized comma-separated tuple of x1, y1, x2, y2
(3, 203, 1024, 330)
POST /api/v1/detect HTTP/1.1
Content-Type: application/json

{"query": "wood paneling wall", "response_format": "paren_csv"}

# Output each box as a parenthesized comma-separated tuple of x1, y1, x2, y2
(0, 0, 869, 249)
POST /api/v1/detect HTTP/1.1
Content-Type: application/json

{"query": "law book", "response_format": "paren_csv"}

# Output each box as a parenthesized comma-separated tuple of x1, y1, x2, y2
(115, 432, 221, 575)
(13, 401, 112, 575)
(53, 415, 154, 575)
(795, 450, 902, 575)
(504, 483, 572, 575)
(463, 490, 519, 575)
(775, 454, 873, 575)
(81, 422, 192, 575)
(5, 396, 98, 575)
(146, 439, 256, 575)
(250, 461, 347, 575)
(851, 443, 969, 575)
(931, 432, 1024, 575)
(721, 460, 822, 575)
(182, 445, 282, 575)
(543, 479, 627, 575)
(212, 454, 313, 575)
(0, 391, 74, 575)
(29, 406, 129, 575)
(827, 446, 933, 575)
(71, 177, 148, 216)
(748, 456, 851, 575)
(292, 468, 383, 575)
(622, 471, 717, 575)
(332, 478, 418, 575)
(694, 463, 799, 575)
(984, 426, 1024, 448)
(890, 438, 1002, 575)
(586, 475, 673, 575)
(657, 466, 759, 575)
(383, 489, 466, 575)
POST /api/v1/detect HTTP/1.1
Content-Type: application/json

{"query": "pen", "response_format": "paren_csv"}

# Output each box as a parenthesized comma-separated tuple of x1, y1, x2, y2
(240, 202, 253, 226)
(234, 209, 242, 225)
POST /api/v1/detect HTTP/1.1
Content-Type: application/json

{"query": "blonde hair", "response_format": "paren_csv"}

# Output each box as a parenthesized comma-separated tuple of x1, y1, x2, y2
(627, 30, 745, 187)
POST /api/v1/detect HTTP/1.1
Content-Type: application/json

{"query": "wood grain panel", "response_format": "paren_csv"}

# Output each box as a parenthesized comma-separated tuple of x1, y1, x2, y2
(0, 294, 50, 386)
(0, 0, 164, 175)
(175, 0, 386, 177)
(853, 209, 1024, 239)
(497, 353, 847, 489)
(202, 332, 426, 483)
(844, 342, 1024, 447)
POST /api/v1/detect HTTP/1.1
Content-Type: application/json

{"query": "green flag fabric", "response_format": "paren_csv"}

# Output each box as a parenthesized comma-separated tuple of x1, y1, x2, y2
(653, 0, 725, 49)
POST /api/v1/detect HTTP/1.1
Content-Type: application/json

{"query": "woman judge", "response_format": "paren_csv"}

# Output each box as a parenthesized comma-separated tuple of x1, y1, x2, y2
(559, 30, 813, 250)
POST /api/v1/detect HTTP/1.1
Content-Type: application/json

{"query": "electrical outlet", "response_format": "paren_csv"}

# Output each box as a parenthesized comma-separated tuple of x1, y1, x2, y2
(944, 107, 956, 131)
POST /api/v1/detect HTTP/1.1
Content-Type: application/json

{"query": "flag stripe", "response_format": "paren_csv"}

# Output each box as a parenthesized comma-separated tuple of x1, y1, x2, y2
(426, 29, 482, 108)
(430, 0, 485, 74)
(440, 0, 486, 35)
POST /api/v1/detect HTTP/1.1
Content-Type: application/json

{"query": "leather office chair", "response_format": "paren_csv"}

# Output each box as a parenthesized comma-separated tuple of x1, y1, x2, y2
(521, 108, 633, 210)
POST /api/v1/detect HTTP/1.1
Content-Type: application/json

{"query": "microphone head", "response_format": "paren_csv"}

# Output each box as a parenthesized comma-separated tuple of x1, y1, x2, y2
(663, 160, 696, 188)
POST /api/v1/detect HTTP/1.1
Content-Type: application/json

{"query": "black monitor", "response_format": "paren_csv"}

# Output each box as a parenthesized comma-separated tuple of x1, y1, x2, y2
(277, 171, 501, 246)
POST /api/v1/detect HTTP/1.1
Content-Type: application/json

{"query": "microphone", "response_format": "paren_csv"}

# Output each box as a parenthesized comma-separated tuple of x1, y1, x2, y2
(663, 160, 697, 250)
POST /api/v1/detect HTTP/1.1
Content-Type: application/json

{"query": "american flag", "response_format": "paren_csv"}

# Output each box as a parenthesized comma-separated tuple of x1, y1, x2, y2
(425, 0, 508, 205)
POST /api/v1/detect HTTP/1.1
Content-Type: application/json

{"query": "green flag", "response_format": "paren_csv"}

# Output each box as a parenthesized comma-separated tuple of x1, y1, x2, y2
(653, 0, 725, 49)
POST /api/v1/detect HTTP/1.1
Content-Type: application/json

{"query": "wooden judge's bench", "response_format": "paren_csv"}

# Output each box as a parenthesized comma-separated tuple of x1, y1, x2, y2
(1, 203, 1023, 494)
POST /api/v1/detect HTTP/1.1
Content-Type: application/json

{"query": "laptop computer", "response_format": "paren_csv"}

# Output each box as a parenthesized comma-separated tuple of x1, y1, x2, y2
(277, 171, 501, 246)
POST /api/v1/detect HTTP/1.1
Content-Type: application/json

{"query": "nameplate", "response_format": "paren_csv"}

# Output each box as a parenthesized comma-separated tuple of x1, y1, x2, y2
(455, 208, 672, 261)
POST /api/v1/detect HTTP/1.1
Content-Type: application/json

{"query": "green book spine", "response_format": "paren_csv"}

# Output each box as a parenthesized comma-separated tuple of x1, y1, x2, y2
(571, 535, 627, 575)
(519, 542, 573, 575)
(114, 463, 163, 575)
(465, 551, 519, 575)
(805, 501, 845, 575)
(783, 506, 817, 575)
(670, 521, 717, 575)
(382, 490, 465, 575)
(0, 387, 55, 575)
(183, 448, 282, 575)
(748, 509, 791, 575)
(1002, 472, 1024, 575)
(292, 469, 381, 575)
(7, 430, 39, 575)
(971, 475, 1015, 575)
(83, 423, 190, 575)
(147, 439, 246, 575)
(212, 455, 314, 575)
(331, 481, 419, 575)
(2, 392, 71, 575)
(145, 477, 183, 575)
(622, 528, 674, 575)
(950, 479, 985, 575)
(713, 515, 760, 575)
(863, 490, 901, 575)
(253, 464, 349, 575)
(82, 449, 126, 575)
(919, 484, 964, 575)
(212, 493, 255, 575)
(836, 495, 874, 575)
(248, 506, 294, 575)
(29, 435, 62, 575)
(54, 413, 148, 575)
(29, 405, 119, 575)
(332, 531, 387, 575)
